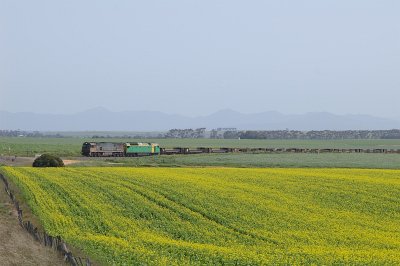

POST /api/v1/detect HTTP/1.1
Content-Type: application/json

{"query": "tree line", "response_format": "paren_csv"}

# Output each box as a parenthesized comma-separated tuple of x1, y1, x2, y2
(162, 128, 400, 139)
(0, 130, 63, 138)
(2, 129, 400, 140)
(220, 129, 400, 140)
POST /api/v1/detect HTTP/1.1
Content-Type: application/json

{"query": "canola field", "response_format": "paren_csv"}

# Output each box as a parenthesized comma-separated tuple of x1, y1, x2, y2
(1, 167, 400, 265)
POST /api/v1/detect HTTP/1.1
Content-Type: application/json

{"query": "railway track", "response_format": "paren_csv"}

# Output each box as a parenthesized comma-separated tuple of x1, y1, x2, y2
(160, 147, 400, 155)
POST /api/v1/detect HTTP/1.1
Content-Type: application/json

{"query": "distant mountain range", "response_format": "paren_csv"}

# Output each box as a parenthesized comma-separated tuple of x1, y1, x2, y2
(1, 107, 399, 131)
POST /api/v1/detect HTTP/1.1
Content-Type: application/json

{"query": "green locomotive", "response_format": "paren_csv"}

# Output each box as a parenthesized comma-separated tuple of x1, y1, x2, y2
(125, 142, 160, 157)
(81, 142, 160, 157)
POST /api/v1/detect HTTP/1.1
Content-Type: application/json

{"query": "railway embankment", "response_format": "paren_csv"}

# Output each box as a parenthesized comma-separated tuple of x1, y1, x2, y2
(0, 172, 92, 265)
(0, 173, 64, 265)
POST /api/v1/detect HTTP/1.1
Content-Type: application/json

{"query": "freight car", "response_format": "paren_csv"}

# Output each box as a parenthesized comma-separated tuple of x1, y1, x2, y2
(81, 142, 160, 157)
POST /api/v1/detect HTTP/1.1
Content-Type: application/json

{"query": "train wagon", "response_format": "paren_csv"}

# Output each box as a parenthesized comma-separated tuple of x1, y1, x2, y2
(126, 142, 160, 157)
(81, 142, 125, 157)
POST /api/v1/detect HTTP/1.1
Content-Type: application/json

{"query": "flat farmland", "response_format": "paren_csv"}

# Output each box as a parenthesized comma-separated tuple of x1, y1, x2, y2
(2, 167, 399, 265)
(1, 137, 400, 157)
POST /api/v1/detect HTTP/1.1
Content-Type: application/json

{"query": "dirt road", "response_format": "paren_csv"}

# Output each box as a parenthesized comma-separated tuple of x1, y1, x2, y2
(0, 157, 83, 167)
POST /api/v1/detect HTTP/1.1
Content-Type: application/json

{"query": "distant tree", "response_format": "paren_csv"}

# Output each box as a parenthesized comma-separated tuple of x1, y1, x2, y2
(165, 128, 207, 138)
(210, 129, 218, 139)
(32, 154, 64, 167)
(194, 128, 206, 138)
(223, 131, 239, 139)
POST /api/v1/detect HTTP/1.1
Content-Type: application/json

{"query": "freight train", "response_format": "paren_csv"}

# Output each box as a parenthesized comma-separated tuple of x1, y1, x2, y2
(81, 142, 400, 157)
(81, 142, 160, 157)
(81, 142, 233, 157)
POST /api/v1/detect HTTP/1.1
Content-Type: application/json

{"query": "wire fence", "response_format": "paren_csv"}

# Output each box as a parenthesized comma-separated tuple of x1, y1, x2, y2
(0, 173, 91, 266)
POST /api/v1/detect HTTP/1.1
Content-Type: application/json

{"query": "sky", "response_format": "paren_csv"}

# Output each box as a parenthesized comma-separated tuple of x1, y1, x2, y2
(1, 1, 399, 117)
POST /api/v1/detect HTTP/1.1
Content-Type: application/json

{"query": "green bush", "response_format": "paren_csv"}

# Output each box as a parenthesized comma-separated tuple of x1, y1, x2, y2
(32, 154, 64, 167)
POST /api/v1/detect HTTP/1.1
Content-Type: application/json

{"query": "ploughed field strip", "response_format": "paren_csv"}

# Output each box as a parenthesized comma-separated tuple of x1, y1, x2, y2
(1, 167, 400, 265)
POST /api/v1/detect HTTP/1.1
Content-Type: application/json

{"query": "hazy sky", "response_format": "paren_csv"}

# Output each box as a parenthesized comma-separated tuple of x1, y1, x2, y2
(1, 1, 399, 117)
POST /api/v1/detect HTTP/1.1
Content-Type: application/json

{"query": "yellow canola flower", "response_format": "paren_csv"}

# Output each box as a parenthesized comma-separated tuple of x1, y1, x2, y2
(1, 166, 399, 265)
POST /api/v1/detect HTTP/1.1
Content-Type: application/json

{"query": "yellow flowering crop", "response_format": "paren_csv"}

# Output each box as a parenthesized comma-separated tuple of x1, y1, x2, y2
(1, 167, 400, 265)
